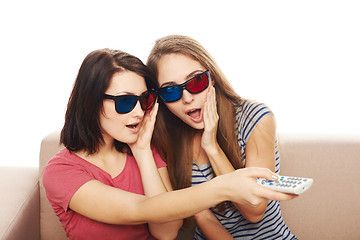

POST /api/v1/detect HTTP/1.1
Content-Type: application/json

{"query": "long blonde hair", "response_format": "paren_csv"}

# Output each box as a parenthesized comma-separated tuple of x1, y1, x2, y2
(147, 35, 244, 191)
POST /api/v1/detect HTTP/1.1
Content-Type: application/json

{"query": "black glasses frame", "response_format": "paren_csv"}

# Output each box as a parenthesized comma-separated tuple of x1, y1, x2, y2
(158, 70, 210, 102)
(104, 91, 157, 114)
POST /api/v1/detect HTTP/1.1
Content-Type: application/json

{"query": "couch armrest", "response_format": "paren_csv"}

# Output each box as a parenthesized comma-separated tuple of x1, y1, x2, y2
(39, 131, 68, 240)
(0, 166, 40, 240)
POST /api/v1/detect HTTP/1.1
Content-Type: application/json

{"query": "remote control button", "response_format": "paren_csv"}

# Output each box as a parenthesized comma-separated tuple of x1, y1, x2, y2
(257, 176, 313, 194)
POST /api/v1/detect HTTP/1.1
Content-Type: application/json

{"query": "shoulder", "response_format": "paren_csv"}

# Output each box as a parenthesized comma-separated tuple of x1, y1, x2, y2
(42, 148, 96, 211)
(43, 148, 88, 175)
(236, 100, 273, 120)
(42, 148, 94, 194)
(235, 100, 275, 142)
(151, 146, 167, 168)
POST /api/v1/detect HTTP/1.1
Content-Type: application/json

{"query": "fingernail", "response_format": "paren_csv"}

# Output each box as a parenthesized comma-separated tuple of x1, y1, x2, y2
(271, 174, 279, 180)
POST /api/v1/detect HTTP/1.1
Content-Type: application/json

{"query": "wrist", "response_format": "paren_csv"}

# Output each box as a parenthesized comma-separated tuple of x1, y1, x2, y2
(208, 174, 230, 202)
(203, 142, 221, 155)
(131, 147, 153, 162)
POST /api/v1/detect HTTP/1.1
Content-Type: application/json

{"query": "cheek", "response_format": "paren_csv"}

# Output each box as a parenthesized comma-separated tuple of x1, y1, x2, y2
(164, 102, 183, 117)
(193, 90, 210, 109)
(101, 104, 120, 127)
(199, 90, 210, 104)
(100, 108, 128, 140)
(100, 112, 123, 133)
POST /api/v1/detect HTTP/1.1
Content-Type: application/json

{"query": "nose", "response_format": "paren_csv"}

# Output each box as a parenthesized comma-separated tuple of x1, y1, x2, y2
(131, 100, 145, 117)
(181, 89, 194, 104)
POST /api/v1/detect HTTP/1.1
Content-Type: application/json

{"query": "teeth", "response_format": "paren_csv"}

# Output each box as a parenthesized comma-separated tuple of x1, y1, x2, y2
(187, 109, 199, 114)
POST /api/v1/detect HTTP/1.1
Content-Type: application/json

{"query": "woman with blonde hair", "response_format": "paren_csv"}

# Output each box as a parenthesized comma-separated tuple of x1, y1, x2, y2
(147, 35, 297, 239)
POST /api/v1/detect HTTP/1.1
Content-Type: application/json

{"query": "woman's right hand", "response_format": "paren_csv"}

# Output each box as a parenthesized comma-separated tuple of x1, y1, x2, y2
(128, 102, 159, 156)
(201, 86, 219, 155)
(219, 167, 297, 207)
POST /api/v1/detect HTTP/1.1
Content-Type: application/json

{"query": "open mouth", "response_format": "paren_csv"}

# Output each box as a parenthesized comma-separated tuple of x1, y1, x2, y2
(126, 123, 139, 129)
(186, 109, 201, 119)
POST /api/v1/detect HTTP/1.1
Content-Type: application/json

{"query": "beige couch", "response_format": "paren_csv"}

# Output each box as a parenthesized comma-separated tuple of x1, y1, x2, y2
(1, 132, 359, 240)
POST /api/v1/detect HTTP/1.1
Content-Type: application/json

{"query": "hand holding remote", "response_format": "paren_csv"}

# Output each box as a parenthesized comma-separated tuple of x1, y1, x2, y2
(257, 176, 313, 194)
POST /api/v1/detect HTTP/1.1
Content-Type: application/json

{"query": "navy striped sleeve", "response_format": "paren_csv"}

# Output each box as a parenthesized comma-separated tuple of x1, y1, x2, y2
(236, 101, 273, 145)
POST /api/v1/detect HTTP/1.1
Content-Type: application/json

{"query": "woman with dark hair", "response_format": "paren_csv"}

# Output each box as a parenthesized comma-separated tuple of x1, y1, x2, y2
(147, 35, 297, 239)
(43, 48, 295, 240)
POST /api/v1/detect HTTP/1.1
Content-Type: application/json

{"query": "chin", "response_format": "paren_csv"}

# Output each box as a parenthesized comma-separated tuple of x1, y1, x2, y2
(115, 135, 139, 145)
(187, 121, 204, 130)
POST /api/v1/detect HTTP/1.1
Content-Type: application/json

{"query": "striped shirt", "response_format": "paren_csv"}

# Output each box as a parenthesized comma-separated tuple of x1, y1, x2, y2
(192, 101, 297, 240)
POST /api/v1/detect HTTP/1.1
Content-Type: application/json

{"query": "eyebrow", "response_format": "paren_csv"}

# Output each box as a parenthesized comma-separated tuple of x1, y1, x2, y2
(160, 70, 205, 88)
(109, 90, 148, 96)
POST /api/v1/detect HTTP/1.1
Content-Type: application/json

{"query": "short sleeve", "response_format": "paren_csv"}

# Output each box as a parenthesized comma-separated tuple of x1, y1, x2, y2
(152, 147, 167, 168)
(42, 152, 94, 212)
(236, 101, 273, 144)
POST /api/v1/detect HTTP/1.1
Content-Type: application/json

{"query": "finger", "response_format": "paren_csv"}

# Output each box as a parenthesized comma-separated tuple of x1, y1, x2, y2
(255, 186, 298, 202)
(141, 109, 152, 127)
(141, 110, 157, 136)
(142, 102, 158, 126)
(240, 167, 279, 181)
(203, 97, 210, 128)
(209, 87, 218, 122)
(204, 88, 217, 127)
(210, 87, 216, 107)
(203, 102, 215, 133)
(149, 102, 159, 123)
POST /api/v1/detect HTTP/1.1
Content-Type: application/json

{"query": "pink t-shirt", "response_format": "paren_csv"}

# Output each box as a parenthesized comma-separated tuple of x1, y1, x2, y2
(42, 148, 167, 240)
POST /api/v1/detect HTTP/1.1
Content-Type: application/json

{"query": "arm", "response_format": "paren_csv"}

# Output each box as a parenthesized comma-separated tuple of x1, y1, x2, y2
(149, 167, 184, 239)
(200, 87, 235, 175)
(68, 167, 295, 225)
(129, 103, 182, 239)
(235, 114, 277, 222)
(194, 209, 234, 240)
(206, 114, 277, 223)
(201, 89, 277, 222)
(132, 148, 182, 240)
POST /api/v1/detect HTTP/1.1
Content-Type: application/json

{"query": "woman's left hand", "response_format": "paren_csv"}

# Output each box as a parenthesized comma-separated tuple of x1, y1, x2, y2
(201, 86, 220, 154)
(129, 102, 159, 153)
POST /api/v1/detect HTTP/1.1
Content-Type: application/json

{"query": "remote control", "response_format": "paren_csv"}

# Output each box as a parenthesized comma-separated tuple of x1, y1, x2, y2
(257, 176, 313, 194)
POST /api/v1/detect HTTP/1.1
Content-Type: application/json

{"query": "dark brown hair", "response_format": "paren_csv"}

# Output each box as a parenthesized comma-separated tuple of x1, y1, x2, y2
(61, 48, 156, 154)
(147, 35, 245, 211)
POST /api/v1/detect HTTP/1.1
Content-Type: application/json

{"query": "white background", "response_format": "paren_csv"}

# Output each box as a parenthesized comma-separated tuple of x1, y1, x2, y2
(1, 0, 359, 166)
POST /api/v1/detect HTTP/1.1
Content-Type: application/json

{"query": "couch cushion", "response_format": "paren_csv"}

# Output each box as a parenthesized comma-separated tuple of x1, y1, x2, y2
(279, 133, 360, 240)
(0, 166, 40, 240)
(38, 131, 360, 240)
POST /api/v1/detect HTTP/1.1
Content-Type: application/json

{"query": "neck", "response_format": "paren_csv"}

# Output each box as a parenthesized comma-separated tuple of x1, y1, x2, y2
(76, 137, 124, 164)
(192, 131, 208, 165)
(76, 141, 127, 178)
